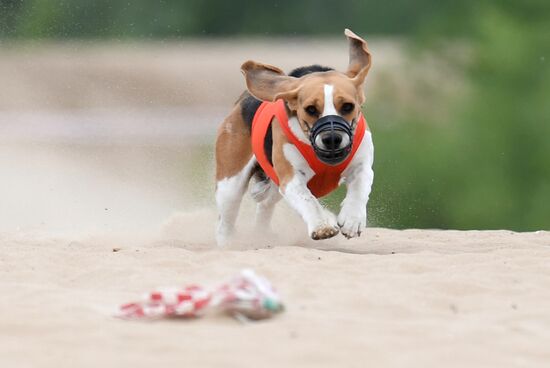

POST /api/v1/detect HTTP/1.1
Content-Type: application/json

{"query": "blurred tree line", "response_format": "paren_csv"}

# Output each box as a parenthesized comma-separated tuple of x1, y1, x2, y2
(368, 0, 550, 230)
(1, 0, 454, 38)
(1, 0, 548, 230)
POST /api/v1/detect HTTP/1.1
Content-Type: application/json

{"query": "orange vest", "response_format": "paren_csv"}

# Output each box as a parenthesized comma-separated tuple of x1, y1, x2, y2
(251, 99, 366, 198)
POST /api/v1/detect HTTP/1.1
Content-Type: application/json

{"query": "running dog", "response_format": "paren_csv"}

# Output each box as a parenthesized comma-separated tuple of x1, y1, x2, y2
(215, 29, 374, 246)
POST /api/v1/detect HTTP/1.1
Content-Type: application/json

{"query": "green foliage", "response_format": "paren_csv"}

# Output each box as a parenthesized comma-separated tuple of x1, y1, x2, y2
(367, 1, 550, 230)
(1, 0, 446, 39)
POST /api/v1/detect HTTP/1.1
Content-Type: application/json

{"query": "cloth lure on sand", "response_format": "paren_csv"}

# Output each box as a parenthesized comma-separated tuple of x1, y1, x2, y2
(116, 269, 284, 321)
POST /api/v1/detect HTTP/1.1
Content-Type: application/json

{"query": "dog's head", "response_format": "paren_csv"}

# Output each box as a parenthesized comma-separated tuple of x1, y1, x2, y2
(241, 29, 371, 164)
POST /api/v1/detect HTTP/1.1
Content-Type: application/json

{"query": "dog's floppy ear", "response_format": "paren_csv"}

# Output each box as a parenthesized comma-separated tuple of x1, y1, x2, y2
(345, 29, 372, 86)
(241, 61, 300, 106)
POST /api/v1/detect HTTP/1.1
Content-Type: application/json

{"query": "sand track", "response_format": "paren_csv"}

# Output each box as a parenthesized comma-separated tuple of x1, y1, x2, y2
(1, 228, 549, 368)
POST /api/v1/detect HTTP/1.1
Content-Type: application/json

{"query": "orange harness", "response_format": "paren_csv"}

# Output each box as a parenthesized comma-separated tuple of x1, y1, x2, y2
(251, 99, 366, 198)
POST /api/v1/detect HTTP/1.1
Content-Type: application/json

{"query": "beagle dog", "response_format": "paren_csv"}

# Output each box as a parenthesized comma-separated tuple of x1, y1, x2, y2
(215, 29, 374, 246)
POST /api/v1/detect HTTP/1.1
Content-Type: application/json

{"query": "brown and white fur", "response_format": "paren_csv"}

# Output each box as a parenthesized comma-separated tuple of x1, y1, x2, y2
(215, 29, 374, 246)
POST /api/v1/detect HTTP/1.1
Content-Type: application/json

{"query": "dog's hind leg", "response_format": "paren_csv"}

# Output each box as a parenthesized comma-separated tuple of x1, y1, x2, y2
(215, 157, 255, 246)
(215, 108, 256, 246)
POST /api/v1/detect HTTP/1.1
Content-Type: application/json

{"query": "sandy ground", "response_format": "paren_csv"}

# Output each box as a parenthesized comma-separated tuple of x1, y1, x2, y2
(1, 40, 549, 367)
(1, 228, 550, 368)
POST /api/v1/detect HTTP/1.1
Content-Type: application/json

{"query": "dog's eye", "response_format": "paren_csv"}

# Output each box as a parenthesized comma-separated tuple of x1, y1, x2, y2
(341, 103, 355, 114)
(305, 105, 318, 116)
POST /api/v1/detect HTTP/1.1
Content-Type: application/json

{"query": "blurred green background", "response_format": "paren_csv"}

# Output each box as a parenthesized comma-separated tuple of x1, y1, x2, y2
(1, 0, 549, 231)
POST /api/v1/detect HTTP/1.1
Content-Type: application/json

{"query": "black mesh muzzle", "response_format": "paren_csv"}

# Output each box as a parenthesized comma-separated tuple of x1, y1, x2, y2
(309, 115, 353, 165)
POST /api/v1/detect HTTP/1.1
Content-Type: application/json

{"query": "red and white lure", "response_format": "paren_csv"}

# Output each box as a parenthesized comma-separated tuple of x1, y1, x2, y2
(116, 269, 283, 321)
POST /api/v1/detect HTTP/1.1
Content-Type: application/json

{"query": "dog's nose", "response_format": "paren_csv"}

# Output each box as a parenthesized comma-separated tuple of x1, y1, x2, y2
(321, 133, 343, 149)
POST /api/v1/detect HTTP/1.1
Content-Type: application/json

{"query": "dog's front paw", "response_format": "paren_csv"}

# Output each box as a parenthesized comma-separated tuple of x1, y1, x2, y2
(337, 206, 366, 239)
(309, 212, 340, 240)
(311, 225, 340, 240)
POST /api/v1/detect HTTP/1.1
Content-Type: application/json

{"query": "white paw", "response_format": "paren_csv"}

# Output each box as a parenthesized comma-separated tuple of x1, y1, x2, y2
(309, 211, 340, 240)
(337, 206, 366, 239)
